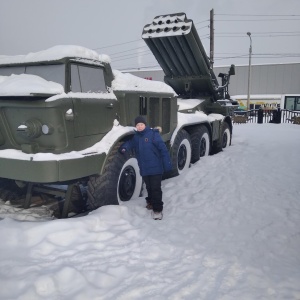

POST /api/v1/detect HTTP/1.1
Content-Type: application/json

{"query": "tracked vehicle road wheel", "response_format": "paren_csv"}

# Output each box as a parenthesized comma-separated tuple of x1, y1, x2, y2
(190, 126, 211, 163)
(87, 143, 143, 210)
(170, 129, 191, 177)
(212, 122, 231, 154)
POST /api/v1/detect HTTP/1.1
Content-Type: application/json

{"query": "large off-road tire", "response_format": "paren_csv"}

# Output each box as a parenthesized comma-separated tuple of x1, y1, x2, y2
(190, 126, 211, 163)
(170, 129, 192, 177)
(212, 122, 231, 154)
(51, 184, 88, 218)
(87, 143, 143, 210)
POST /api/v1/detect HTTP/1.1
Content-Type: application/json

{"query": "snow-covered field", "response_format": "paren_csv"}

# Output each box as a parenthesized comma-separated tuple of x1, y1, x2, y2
(0, 123, 299, 300)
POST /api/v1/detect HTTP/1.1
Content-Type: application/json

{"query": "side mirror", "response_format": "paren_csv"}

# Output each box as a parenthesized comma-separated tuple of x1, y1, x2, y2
(229, 64, 235, 76)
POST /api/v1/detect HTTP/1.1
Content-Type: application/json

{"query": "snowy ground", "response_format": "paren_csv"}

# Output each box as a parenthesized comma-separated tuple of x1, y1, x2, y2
(0, 123, 299, 300)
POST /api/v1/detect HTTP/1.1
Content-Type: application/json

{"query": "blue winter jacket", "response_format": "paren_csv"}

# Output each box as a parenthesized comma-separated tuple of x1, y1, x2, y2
(120, 126, 172, 176)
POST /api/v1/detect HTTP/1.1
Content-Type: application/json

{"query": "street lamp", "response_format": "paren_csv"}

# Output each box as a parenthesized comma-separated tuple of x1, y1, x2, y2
(247, 32, 252, 111)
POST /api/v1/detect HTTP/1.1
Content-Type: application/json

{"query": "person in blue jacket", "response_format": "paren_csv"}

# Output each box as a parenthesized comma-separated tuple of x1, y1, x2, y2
(120, 116, 172, 220)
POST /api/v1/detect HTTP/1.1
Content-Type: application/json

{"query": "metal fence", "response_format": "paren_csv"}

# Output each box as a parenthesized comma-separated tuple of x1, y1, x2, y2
(233, 109, 300, 124)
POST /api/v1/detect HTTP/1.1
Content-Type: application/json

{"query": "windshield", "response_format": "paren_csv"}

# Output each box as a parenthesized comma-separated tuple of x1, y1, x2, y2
(0, 64, 65, 86)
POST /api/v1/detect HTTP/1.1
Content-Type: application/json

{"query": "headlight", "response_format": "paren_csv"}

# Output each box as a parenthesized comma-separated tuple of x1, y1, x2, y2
(42, 124, 53, 135)
(17, 119, 53, 138)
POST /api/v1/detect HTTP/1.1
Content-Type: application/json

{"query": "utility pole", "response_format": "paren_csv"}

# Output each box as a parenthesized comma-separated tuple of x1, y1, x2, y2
(247, 32, 252, 111)
(210, 9, 214, 69)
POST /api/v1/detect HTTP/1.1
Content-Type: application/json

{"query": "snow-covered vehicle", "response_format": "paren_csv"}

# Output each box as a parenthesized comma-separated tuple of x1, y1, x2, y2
(0, 13, 236, 217)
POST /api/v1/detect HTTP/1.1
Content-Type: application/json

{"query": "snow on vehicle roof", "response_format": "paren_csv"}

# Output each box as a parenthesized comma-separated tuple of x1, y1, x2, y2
(0, 67, 175, 98)
(0, 74, 64, 96)
(0, 45, 111, 65)
(0, 45, 175, 97)
(112, 70, 175, 95)
(177, 99, 205, 110)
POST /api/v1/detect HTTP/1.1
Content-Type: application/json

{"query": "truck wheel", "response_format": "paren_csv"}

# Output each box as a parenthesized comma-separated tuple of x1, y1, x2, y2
(171, 129, 191, 176)
(221, 122, 231, 149)
(212, 122, 231, 153)
(190, 126, 210, 163)
(87, 144, 142, 210)
(117, 157, 142, 202)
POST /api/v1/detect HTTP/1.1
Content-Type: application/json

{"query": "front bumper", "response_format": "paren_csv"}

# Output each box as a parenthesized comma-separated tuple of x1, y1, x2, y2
(0, 153, 106, 183)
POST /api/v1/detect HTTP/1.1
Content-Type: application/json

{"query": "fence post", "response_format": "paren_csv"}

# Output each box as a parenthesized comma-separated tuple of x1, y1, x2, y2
(258, 107, 263, 124)
(275, 108, 281, 123)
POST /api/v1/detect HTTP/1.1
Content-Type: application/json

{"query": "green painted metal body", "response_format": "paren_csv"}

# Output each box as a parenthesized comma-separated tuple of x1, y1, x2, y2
(0, 13, 236, 187)
(0, 54, 176, 183)
(0, 153, 106, 183)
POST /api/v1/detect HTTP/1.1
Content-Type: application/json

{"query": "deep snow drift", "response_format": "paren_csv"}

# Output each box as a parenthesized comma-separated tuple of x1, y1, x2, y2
(0, 123, 299, 300)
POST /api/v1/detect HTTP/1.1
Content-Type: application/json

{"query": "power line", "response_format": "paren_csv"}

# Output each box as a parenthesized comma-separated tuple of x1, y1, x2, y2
(113, 51, 152, 62)
(194, 19, 209, 25)
(214, 53, 300, 60)
(91, 12, 299, 52)
(110, 41, 300, 68)
(215, 34, 300, 37)
(117, 53, 300, 70)
(109, 46, 148, 57)
(216, 13, 300, 17)
(217, 31, 300, 34)
(216, 19, 300, 21)
(92, 39, 141, 50)
(195, 25, 209, 30)
(113, 52, 300, 69)
(107, 32, 210, 62)
(118, 64, 160, 71)
(91, 13, 300, 69)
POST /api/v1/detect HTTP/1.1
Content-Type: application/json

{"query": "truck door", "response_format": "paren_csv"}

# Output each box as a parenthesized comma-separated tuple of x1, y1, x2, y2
(70, 63, 118, 137)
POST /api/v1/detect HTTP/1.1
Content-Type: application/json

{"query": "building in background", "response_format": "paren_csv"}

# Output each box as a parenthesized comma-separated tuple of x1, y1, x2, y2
(127, 62, 300, 109)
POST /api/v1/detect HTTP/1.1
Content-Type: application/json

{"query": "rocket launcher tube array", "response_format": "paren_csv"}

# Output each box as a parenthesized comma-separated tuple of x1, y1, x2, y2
(142, 13, 220, 97)
(142, 13, 212, 78)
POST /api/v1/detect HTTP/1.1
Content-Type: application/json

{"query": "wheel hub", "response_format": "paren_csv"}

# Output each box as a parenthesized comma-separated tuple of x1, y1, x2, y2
(200, 137, 207, 157)
(178, 144, 187, 170)
(118, 166, 136, 201)
(222, 132, 228, 148)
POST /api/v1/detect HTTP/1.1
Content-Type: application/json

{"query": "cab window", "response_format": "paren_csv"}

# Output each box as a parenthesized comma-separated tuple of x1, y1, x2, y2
(70, 64, 106, 93)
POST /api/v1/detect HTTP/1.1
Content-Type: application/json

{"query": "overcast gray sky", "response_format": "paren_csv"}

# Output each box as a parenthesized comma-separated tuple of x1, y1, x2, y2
(1, 0, 299, 70)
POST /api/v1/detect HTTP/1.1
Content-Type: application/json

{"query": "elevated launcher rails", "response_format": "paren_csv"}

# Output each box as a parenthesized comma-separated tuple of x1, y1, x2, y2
(142, 13, 235, 101)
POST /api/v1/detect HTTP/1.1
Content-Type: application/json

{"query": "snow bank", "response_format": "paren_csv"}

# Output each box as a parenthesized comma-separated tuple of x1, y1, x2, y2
(0, 123, 299, 299)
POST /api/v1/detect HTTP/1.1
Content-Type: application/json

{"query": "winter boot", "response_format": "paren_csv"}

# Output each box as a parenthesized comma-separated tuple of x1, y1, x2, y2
(152, 211, 163, 220)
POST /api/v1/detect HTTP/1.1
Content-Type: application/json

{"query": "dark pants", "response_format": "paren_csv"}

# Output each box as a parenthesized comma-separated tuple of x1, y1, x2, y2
(143, 174, 163, 212)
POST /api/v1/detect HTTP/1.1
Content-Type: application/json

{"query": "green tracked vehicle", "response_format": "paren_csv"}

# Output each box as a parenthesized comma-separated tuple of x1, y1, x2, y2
(0, 13, 237, 217)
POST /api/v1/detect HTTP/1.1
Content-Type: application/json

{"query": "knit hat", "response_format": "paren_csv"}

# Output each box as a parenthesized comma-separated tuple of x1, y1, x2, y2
(134, 116, 146, 126)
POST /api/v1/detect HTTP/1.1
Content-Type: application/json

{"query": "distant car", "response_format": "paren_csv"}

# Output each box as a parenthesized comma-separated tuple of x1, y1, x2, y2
(234, 108, 247, 115)
(234, 108, 257, 116)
